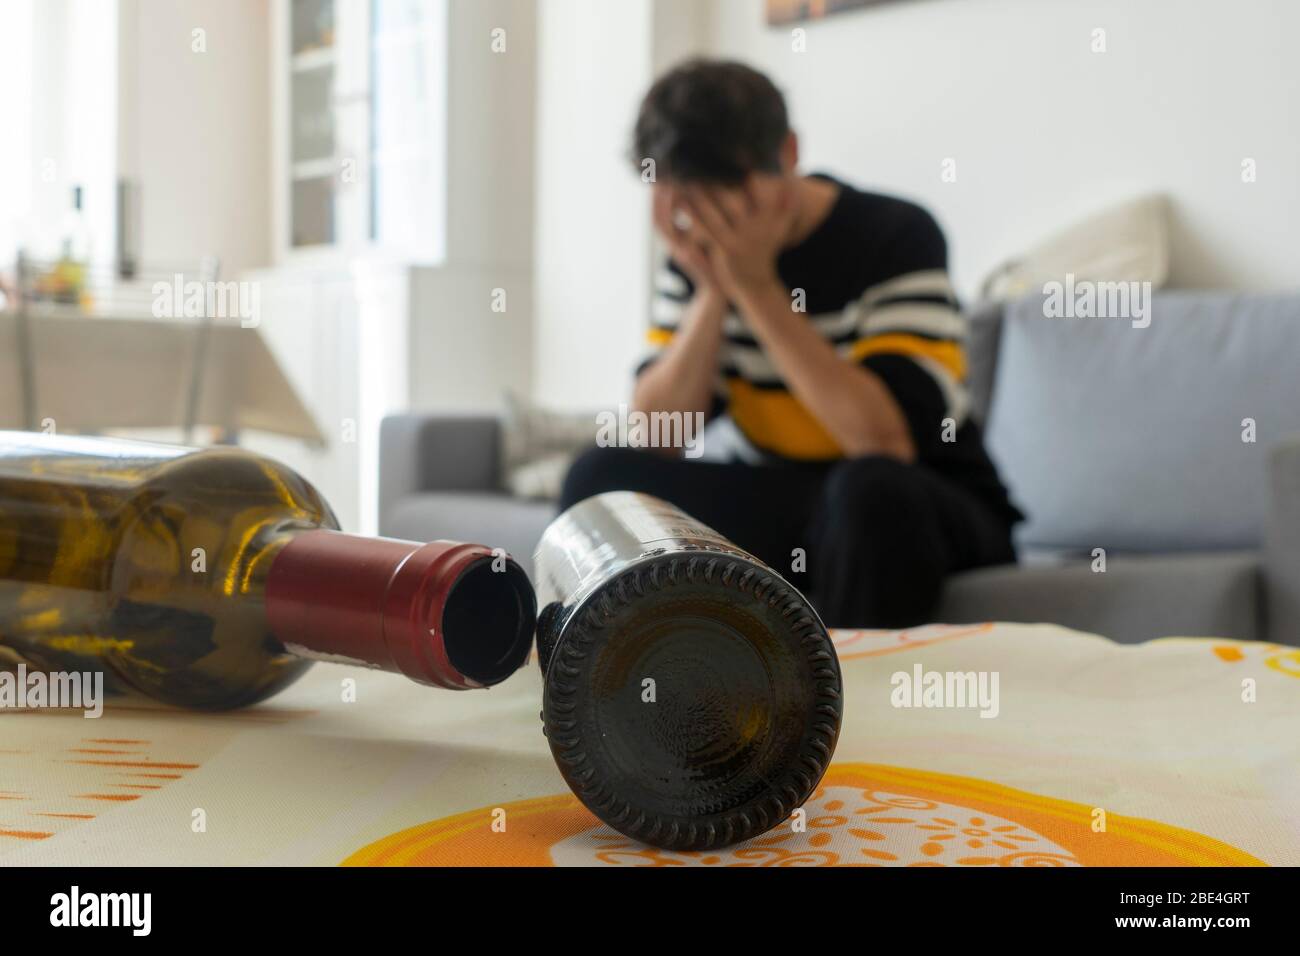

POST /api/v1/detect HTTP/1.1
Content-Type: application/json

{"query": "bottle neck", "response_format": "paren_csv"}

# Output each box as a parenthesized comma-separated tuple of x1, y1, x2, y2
(264, 529, 536, 690)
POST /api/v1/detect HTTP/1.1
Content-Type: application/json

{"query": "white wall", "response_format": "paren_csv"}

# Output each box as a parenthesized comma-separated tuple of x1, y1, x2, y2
(707, 0, 1300, 298)
(414, 0, 537, 409)
(445, 0, 536, 273)
(527, 0, 650, 408)
(14, 0, 264, 275)
(533, 0, 654, 409)
(532, 0, 710, 409)
(7, 0, 117, 267)
(535, 0, 1300, 408)
(118, 0, 272, 279)
(0, 0, 34, 267)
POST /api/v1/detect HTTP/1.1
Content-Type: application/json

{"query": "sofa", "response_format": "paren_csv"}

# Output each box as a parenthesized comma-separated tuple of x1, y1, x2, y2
(379, 290, 1300, 646)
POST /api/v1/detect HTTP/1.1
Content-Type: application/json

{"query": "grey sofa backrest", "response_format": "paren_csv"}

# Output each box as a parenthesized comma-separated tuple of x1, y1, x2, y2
(983, 291, 1300, 553)
(964, 299, 1005, 427)
(379, 414, 503, 509)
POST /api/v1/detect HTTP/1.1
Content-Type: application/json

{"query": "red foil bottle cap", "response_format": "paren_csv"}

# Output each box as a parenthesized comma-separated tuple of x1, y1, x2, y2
(265, 530, 536, 689)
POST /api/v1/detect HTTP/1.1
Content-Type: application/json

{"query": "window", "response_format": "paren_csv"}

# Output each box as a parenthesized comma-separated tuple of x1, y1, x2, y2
(369, 0, 447, 262)
(285, 0, 446, 262)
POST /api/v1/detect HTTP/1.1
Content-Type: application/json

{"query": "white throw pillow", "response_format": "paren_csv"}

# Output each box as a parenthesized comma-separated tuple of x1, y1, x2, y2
(501, 392, 605, 500)
(980, 194, 1170, 301)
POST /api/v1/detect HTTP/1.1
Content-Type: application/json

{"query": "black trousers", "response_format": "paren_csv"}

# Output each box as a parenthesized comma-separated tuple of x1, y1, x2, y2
(559, 445, 1017, 629)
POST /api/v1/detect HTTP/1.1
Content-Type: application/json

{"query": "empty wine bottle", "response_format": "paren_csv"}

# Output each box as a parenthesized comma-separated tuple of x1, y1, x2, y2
(0, 431, 536, 709)
(534, 491, 842, 851)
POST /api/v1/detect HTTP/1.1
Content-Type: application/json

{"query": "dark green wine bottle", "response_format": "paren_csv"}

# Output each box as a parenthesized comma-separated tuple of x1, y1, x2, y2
(534, 491, 843, 850)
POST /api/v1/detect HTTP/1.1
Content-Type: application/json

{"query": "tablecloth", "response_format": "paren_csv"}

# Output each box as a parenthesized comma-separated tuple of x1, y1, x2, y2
(2, 622, 1296, 866)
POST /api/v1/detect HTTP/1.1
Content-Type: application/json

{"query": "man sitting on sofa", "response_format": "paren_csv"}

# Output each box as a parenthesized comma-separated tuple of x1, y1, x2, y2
(560, 59, 1023, 628)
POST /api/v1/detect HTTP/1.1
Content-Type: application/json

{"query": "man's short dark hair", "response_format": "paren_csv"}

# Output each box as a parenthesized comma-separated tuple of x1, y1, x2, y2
(632, 59, 790, 184)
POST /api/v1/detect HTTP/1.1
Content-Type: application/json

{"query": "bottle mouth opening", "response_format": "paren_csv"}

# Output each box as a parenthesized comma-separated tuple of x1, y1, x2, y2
(442, 558, 536, 686)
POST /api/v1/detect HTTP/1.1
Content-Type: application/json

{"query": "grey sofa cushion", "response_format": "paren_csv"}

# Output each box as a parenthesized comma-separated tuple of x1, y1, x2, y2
(937, 551, 1261, 644)
(986, 291, 1300, 552)
(382, 491, 554, 580)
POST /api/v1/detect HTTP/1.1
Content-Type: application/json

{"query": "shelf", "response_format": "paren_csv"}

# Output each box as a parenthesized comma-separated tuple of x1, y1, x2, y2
(291, 158, 338, 181)
(291, 46, 336, 73)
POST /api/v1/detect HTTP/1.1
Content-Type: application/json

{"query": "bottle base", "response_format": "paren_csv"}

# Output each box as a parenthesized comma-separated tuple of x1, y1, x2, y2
(541, 550, 843, 851)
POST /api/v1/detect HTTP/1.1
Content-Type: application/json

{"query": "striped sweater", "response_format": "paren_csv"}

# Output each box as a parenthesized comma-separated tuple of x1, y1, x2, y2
(638, 173, 1022, 522)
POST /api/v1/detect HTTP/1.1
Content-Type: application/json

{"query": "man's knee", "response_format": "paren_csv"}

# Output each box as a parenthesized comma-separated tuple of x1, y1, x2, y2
(812, 456, 945, 627)
(821, 455, 927, 533)
(559, 444, 648, 510)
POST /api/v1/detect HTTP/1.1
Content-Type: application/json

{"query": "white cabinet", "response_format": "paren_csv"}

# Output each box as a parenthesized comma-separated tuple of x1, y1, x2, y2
(271, 0, 447, 266)
(255, 0, 455, 532)
(238, 265, 364, 531)
(248, 0, 535, 534)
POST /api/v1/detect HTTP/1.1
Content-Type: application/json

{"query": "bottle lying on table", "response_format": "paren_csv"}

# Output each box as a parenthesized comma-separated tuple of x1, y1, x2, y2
(533, 491, 843, 851)
(0, 431, 536, 709)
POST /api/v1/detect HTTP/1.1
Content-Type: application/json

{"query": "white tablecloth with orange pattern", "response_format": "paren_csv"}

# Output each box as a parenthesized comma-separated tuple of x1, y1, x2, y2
(2, 623, 1296, 866)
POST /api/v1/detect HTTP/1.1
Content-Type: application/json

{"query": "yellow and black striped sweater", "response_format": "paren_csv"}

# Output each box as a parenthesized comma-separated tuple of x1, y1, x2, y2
(638, 174, 1022, 523)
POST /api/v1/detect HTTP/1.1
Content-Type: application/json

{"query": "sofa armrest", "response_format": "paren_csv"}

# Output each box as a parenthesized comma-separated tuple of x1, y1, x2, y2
(1265, 435, 1300, 646)
(379, 414, 503, 523)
